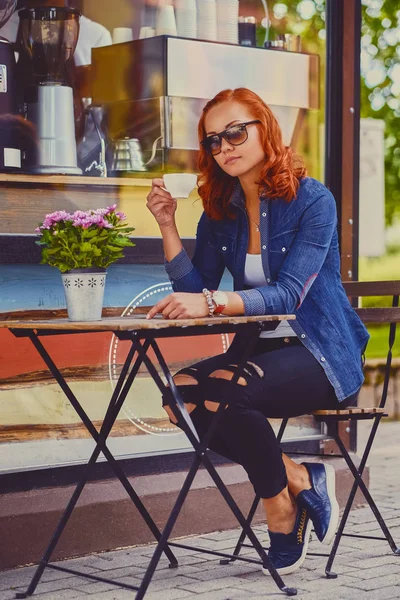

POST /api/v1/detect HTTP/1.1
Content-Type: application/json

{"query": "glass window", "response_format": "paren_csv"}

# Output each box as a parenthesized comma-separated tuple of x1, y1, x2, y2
(0, 0, 326, 474)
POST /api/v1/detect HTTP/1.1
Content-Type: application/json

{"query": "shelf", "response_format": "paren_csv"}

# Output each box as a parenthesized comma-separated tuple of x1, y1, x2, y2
(0, 174, 156, 187)
(0, 172, 201, 237)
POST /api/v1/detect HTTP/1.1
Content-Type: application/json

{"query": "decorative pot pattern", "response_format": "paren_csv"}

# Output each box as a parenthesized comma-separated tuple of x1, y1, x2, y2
(61, 270, 106, 321)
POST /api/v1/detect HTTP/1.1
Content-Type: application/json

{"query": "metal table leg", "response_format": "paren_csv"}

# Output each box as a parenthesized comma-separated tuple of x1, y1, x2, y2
(15, 333, 178, 599)
(130, 326, 297, 598)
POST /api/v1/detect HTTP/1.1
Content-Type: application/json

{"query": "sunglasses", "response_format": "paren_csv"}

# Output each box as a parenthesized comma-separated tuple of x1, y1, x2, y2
(201, 120, 261, 156)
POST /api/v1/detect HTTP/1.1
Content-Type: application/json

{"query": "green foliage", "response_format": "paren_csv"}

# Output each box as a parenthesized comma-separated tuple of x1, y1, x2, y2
(365, 324, 400, 358)
(360, 0, 400, 226)
(259, 0, 400, 225)
(36, 207, 135, 273)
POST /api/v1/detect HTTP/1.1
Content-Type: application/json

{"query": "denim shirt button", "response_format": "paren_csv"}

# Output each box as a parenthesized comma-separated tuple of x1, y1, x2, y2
(222, 246, 227, 251)
(282, 247, 286, 252)
(301, 334, 306, 339)
(267, 278, 271, 283)
(320, 356, 326, 362)
(262, 245, 266, 250)
(262, 212, 267, 217)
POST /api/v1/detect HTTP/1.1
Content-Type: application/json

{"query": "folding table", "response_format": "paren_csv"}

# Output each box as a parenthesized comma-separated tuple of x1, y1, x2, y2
(2, 313, 298, 599)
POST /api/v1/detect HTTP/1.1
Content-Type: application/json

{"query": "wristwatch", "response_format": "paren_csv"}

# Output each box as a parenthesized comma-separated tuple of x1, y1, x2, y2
(211, 290, 228, 314)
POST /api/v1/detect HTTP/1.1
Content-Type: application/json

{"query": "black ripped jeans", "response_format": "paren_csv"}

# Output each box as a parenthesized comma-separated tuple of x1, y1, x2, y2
(163, 336, 357, 499)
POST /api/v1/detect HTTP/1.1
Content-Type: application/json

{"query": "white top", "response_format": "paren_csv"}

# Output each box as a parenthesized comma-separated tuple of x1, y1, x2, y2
(1, 13, 112, 66)
(243, 253, 297, 339)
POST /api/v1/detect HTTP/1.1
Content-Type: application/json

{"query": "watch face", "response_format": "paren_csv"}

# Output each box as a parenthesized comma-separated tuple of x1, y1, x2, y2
(212, 291, 228, 306)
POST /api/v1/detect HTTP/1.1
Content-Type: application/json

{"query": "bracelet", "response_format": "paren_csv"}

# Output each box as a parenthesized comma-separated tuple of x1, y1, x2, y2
(202, 288, 215, 317)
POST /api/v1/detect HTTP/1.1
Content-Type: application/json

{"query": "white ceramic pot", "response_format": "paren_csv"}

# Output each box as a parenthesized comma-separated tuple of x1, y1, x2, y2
(61, 268, 106, 321)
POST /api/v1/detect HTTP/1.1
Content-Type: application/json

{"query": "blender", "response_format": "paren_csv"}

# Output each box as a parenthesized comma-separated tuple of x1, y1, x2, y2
(18, 6, 82, 174)
(0, 0, 22, 171)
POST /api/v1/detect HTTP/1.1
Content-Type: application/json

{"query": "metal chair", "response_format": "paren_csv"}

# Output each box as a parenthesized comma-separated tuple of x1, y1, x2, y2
(221, 280, 400, 577)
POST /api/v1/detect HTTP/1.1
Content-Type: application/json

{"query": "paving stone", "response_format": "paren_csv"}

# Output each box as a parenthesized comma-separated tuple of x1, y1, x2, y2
(141, 574, 197, 594)
(0, 592, 20, 600)
(2, 421, 400, 600)
(345, 562, 400, 580)
(141, 588, 193, 600)
(345, 571, 400, 591)
(82, 565, 144, 580)
(295, 588, 360, 600)
(293, 574, 360, 594)
(178, 575, 251, 595)
(25, 589, 89, 599)
(341, 554, 400, 570)
(84, 590, 135, 599)
(13, 577, 87, 596)
(73, 581, 122, 595)
(188, 588, 249, 599)
(363, 586, 400, 600)
(0, 566, 71, 591)
(186, 562, 259, 581)
(85, 552, 149, 570)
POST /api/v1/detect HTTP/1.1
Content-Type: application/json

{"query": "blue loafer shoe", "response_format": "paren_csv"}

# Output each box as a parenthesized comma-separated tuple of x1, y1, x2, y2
(262, 507, 312, 576)
(297, 462, 339, 545)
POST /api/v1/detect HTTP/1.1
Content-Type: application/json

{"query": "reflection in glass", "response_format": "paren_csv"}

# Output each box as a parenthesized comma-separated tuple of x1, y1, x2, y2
(18, 6, 80, 85)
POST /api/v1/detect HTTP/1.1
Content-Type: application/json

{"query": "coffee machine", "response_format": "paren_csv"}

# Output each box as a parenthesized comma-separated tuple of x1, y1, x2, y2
(18, 6, 82, 174)
(91, 37, 319, 173)
(0, 0, 23, 171)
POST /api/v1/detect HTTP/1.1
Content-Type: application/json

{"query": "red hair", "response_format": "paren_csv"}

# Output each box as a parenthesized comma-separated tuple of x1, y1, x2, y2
(197, 88, 307, 220)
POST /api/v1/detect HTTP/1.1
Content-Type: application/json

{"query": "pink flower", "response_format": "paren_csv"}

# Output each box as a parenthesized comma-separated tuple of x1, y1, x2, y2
(41, 210, 73, 229)
(71, 212, 114, 229)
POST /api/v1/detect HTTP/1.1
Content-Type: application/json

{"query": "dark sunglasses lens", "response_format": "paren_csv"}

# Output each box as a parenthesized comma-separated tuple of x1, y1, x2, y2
(203, 136, 221, 154)
(225, 125, 247, 145)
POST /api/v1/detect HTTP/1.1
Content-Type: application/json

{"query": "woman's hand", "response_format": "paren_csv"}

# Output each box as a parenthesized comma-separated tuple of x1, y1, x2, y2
(146, 293, 209, 320)
(146, 178, 177, 229)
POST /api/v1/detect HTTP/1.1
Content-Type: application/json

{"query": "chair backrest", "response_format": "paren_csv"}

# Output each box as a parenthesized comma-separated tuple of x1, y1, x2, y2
(342, 280, 400, 409)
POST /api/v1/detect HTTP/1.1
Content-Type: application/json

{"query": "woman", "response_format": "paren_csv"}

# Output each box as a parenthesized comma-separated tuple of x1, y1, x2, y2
(146, 88, 369, 575)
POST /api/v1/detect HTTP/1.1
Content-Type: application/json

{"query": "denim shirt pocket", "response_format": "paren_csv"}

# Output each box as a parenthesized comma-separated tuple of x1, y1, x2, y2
(208, 232, 236, 254)
(208, 232, 236, 271)
(269, 228, 299, 255)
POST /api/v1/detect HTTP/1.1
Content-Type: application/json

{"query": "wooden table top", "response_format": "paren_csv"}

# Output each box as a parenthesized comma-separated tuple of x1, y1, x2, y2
(0, 314, 295, 332)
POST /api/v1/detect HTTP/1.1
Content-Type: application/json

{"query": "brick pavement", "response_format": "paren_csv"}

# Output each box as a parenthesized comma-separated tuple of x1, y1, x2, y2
(1, 420, 400, 600)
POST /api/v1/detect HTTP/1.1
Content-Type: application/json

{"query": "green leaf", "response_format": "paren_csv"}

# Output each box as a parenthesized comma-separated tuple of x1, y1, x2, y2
(112, 237, 134, 247)
(85, 229, 101, 238)
(107, 245, 124, 252)
(80, 242, 93, 252)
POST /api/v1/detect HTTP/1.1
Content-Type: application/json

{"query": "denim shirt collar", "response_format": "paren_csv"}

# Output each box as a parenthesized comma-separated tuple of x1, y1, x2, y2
(229, 181, 245, 208)
(228, 180, 270, 209)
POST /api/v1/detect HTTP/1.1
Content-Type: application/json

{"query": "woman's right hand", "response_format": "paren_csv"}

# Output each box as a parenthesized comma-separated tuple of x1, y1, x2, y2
(146, 178, 177, 229)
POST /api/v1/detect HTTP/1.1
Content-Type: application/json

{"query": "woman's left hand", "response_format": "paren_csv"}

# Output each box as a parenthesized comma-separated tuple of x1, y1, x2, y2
(146, 292, 209, 320)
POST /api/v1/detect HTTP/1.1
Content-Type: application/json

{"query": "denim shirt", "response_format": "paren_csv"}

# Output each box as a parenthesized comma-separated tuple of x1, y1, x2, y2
(165, 177, 370, 402)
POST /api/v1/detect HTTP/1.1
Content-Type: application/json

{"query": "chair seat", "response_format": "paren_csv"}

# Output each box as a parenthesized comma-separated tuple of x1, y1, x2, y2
(312, 407, 387, 421)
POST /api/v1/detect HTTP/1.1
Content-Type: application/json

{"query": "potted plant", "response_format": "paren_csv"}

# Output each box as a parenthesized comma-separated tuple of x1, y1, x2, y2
(36, 205, 135, 321)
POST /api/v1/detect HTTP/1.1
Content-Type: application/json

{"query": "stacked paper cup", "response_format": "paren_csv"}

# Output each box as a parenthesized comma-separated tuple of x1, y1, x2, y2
(155, 2, 177, 36)
(197, 0, 217, 41)
(217, 0, 239, 44)
(176, 0, 197, 39)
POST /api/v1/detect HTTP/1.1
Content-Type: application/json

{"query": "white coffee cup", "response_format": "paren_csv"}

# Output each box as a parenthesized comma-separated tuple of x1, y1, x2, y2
(112, 27, 133, 44)
(156, 5, 178, 36)
(139, 26, 156, 39)
(163, 173, 197, 198)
